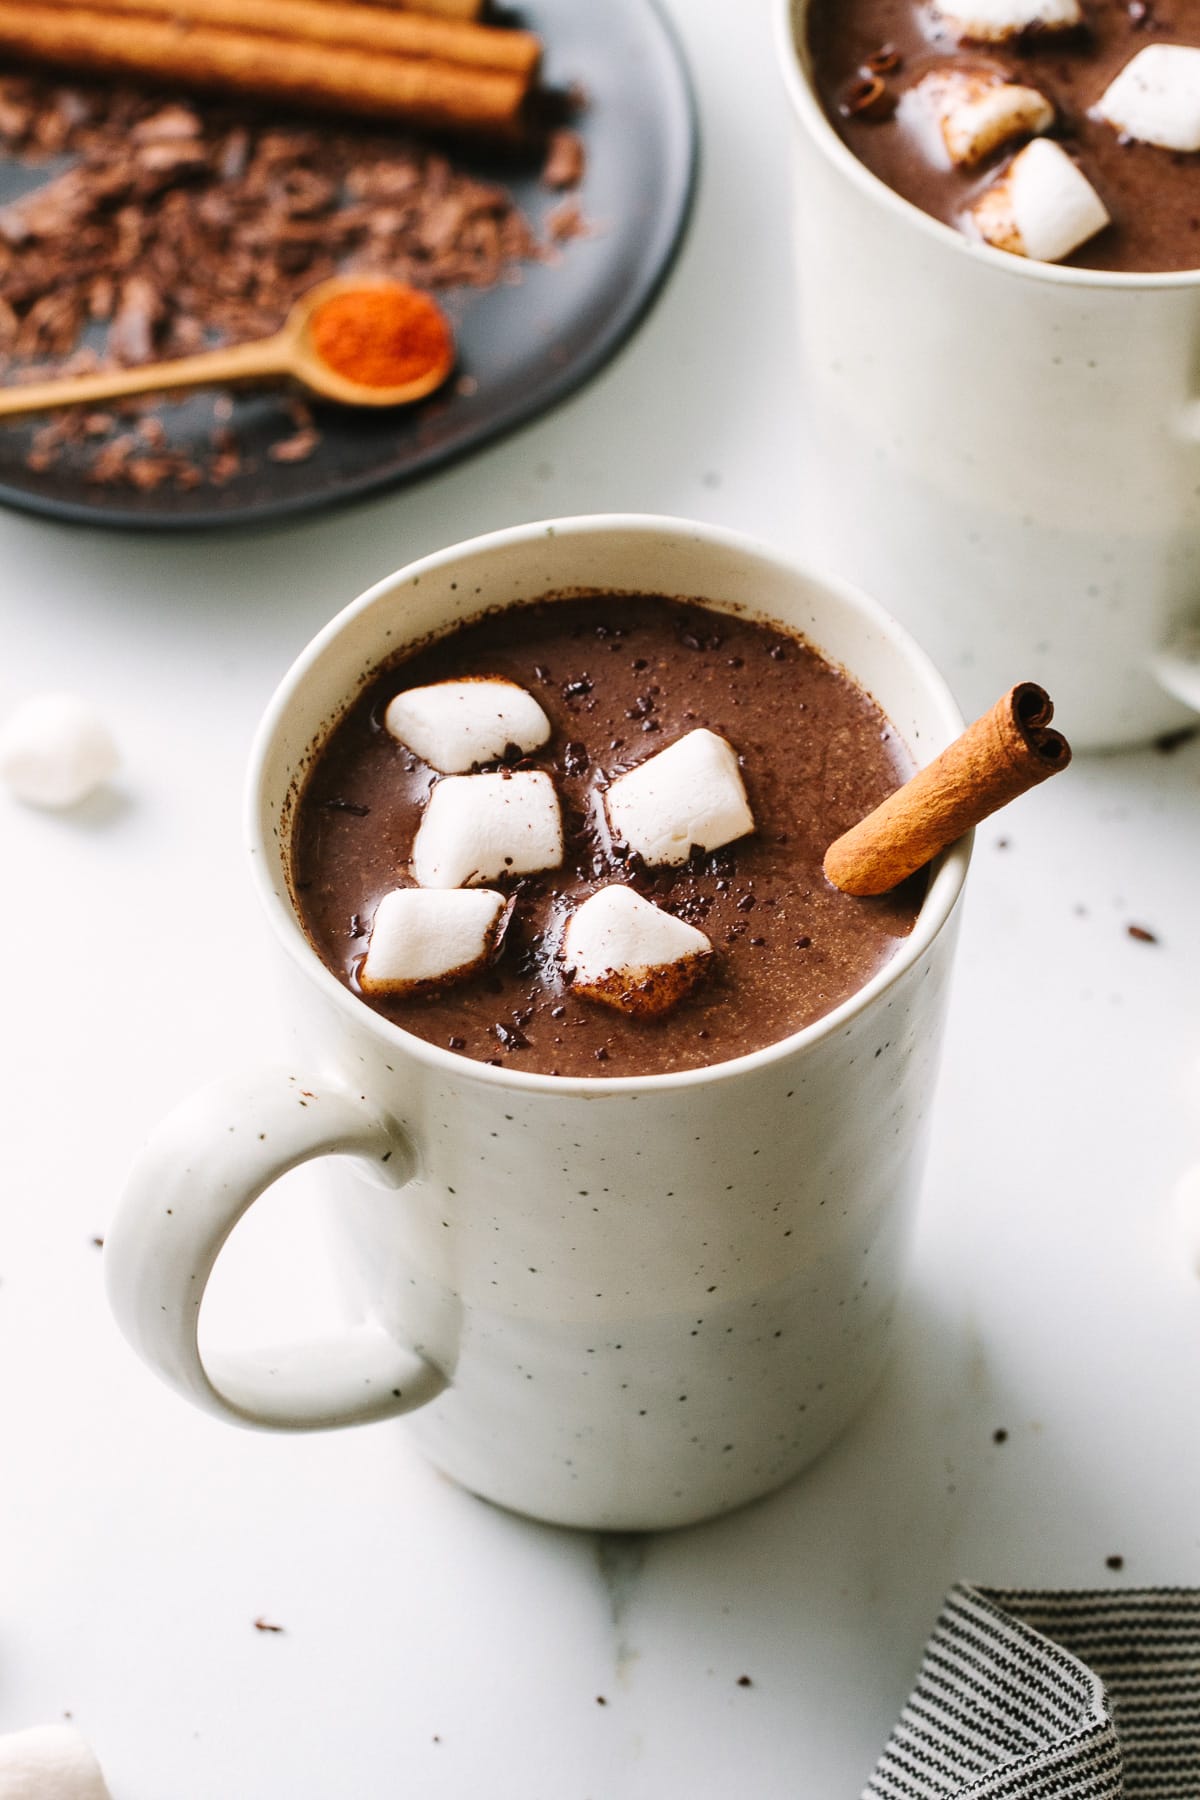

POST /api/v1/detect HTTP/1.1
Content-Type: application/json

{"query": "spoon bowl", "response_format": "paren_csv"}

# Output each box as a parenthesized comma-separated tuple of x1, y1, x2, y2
(0, 277, 457, 421)
(285, 275, 458, 408)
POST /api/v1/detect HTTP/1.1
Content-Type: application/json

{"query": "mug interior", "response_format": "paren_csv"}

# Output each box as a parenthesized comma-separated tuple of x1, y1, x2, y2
(248, 514, 970, 1090)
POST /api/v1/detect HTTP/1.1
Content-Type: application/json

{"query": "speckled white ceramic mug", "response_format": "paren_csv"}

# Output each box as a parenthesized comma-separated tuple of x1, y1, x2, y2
(779, 0, 1200, 751)
(105, 515, 969, 1531)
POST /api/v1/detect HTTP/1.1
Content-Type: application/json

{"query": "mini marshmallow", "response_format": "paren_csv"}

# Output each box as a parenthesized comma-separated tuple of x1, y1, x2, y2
(1092, 45, 1200, 153)
(968, 137, 1110, 263)
(412, 770, 563, 888)
(360, 886, 505, 994)
(0, 691, 118, 809)
(1174, 1165, 1200, 1279)
(603, 729, 755, 868)
(0, 1725, 112, 1799)
(385, 677, 551, 774)
(905, 70, 1054, 167)
(931, 0, 1082, 41)
(562, 884, 713, 1018)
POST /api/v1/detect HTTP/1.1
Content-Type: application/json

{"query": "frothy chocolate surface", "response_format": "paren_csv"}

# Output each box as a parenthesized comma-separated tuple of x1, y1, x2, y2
(291, 596, 922, 1078)
(806, 0, 1200, 273)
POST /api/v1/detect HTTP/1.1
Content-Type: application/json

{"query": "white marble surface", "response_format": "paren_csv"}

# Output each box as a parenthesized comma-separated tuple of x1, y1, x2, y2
(2, 2, 1199, 1795)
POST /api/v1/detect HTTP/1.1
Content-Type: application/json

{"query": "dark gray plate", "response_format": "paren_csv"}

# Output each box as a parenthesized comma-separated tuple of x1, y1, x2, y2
(0, 0, 696, 530)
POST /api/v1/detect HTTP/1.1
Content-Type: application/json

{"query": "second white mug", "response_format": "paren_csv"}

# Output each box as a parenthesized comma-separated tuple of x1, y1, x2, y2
(778, 0, 1200, 752)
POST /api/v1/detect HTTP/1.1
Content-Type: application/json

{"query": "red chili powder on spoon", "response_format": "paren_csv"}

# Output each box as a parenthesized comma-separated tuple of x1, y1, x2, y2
(310, 285, 454, 389)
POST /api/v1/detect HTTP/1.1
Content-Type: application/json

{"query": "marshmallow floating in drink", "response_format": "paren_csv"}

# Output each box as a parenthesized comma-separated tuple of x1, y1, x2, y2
(0, 1725, 112, 1799)
(603, 729, 755, 867)
(385, 677, 551, 774)
(0, 691, 118, 809)
(412, 770, 563, 888)
(360, 887, 506, 994)
(905, 69, 1053, 167)
(930, 0, 1082, 40)
(563, 884, 713, 1018)
(1092, 45, 1200, 154)
(968, 138, 1110, 263)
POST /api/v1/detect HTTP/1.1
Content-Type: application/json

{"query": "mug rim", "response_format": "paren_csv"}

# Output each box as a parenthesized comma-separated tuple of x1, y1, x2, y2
(246, 513, 971, 1097)
(776, 0, 1200, 294)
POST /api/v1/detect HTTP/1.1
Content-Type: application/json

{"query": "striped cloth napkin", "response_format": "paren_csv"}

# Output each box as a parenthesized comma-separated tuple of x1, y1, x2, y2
(864, 1584, 1200, 1799)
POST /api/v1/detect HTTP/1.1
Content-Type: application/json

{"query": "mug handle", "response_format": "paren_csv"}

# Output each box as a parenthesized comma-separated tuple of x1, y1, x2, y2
(1158, 408, 1200, 713)
(1149, 622, 1200, 715)
(104, 1070, 448, 1431)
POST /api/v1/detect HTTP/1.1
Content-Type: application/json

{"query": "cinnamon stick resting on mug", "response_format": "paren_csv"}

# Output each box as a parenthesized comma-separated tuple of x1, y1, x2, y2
(0, 0, 535, 134)
(824, 683, 1070, 896)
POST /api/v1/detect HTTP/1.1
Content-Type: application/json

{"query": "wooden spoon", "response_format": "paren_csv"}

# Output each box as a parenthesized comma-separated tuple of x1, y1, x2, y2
(0, 276, 456, 421)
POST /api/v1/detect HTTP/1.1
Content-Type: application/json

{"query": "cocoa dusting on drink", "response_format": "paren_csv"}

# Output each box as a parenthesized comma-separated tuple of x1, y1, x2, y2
(806, 0, 1200, 272)
(290, 596, 923, 1079)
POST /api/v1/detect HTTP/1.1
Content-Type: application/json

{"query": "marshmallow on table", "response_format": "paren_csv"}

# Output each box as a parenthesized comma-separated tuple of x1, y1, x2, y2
(968, 137, 1110, 262)
(0, 692, 118, 809)
(412, 770, 563, 888)
(563, 884, 713, 1018)
(1092, 45, 1200, 154)
(360, 886, 505, 994)
(905, 70, 1054, 167)
(385, 677, 551, 774)
(931, 0, 1082, 40)
(603, 729, 755, 868)
(0, 1725, 111, 1799)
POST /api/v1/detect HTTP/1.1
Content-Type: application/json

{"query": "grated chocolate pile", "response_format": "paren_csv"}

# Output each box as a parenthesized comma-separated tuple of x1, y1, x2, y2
(0, 70, 575, 491)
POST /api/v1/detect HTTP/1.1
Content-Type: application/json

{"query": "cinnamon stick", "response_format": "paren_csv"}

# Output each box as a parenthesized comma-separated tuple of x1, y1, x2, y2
(823, 683, 1071, 896)
(389, 0, 482, 15)
(0, 1, 529, 132)
(33, 0, 541, 76)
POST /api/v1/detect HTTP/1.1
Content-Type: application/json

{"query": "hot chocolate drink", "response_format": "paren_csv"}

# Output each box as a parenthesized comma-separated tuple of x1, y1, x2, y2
(807, 0, 1200, 272)
(290, 594, 922, 1078)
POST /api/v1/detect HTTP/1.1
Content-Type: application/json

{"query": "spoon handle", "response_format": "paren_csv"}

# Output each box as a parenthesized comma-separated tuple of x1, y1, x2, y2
(0, 334, 294, 421)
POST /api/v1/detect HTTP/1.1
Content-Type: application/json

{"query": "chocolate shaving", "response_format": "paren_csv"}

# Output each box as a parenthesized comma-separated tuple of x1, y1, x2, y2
(1153, 724, 1198, 754)
(541, 127, 585, 190)
(839, 73, 896, 121)
(546, 199, 588, 244)
(268, 427, 319, 463)
(492, 1020, 529, 1050)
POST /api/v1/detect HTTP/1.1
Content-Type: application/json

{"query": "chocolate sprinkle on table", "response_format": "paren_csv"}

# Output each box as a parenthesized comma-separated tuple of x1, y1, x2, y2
(1153, 725, 1200, 755)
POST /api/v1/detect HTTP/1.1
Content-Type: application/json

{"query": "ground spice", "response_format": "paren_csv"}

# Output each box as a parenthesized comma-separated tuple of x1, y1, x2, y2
(309, 285, 453, 389)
